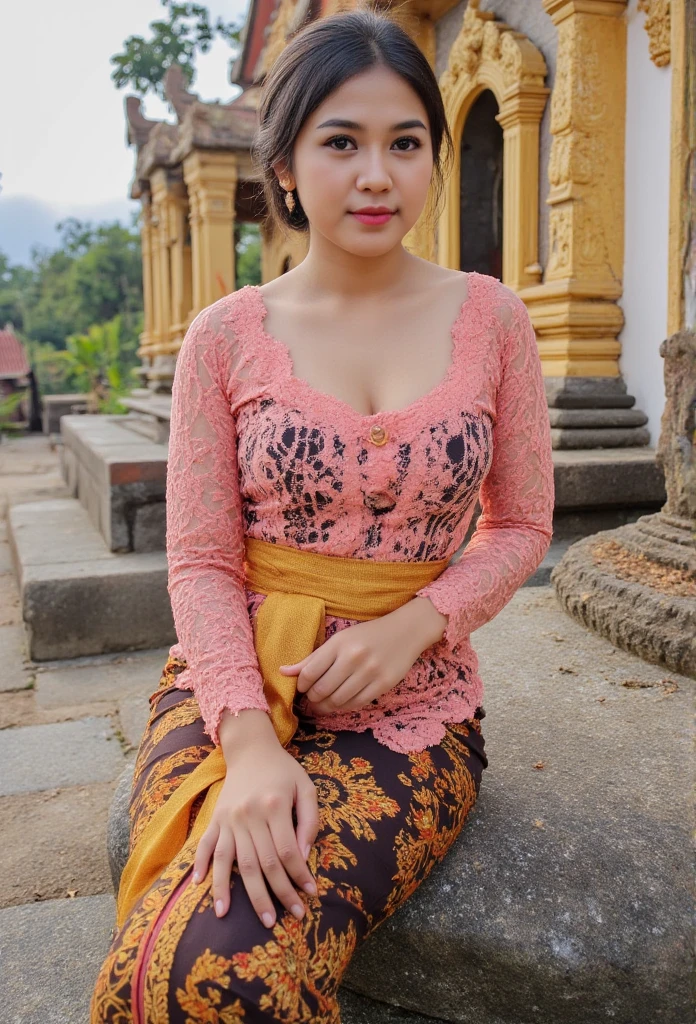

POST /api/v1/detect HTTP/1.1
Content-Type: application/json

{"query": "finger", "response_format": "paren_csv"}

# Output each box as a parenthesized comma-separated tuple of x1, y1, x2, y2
(295, 648, 337, 694)
(251, 819, 308, 922)
(294, 779, 320, 866)
(235, 826, 284, 929)
(326, 677, 382, 712)
(311, 670, 371, 712)
(278, 654, 309, 673)
(192, 823, 219, 885)
(211, 826, 236, 918)
(266, 800, 317, 896)
(302, 656, 352, 702)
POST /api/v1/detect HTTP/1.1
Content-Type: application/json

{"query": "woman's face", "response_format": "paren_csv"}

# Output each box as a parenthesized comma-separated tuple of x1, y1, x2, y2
(275, 65, 434, 255)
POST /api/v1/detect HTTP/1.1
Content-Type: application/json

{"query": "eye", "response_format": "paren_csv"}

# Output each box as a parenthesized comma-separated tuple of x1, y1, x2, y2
(324, 135, 422, 152)
(325, 135, 357, 151)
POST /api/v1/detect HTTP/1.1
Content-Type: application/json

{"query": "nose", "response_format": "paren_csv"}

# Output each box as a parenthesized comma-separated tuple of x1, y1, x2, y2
(355, 144, 393, 192)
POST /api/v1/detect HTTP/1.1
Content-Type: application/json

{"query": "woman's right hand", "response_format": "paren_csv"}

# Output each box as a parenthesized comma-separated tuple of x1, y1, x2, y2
(191, 709, 320, 929)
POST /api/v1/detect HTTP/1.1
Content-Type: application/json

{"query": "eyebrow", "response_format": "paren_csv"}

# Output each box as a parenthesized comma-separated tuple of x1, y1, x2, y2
(315, 118, 428, 131)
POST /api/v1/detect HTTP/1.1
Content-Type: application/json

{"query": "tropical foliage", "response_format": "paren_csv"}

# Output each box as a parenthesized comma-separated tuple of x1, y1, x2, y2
(111, 0, 243, 100)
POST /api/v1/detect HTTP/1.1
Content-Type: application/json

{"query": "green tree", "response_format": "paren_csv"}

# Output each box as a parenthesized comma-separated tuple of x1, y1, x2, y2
(0, 253, 33, 332)
(235, 223, 262, 288)
(57, 316, 137, 413)
(111, 0, 243, 100)
(22, 219, 143, 350)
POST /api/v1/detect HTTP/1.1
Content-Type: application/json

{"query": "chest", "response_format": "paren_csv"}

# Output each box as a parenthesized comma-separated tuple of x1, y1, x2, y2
(265, 305, 462, 421)
(235, 398, 494, 532)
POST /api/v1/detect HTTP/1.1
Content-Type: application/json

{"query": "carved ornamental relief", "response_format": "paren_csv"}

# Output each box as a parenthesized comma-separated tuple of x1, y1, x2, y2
(637, 0, 671, 67)
(438, 0, 548, 289)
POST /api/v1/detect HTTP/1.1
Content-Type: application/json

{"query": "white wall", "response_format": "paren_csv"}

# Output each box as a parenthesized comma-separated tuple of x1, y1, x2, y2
(617, 0, 672, 447)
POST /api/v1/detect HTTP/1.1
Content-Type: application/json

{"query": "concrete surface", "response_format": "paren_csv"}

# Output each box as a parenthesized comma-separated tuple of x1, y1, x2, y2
(0, 717, 125, 796)
(0, 894, 117, 1024)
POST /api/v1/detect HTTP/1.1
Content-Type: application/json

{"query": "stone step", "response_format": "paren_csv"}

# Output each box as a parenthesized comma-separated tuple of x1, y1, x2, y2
(552, 445, 664, 508)
(8, 498, 175, 660)
(60, 414, 168, 553)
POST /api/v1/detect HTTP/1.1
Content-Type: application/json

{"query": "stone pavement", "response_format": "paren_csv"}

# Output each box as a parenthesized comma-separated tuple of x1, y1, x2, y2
(0, 437, 171, 1021)
(0, 436, 692, 1023)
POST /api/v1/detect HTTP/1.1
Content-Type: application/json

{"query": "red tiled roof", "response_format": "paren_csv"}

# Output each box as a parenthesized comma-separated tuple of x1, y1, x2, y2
(0, 328, 30, 379)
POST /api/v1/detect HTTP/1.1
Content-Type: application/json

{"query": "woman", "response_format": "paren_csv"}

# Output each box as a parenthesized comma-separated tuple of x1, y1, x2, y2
(91, 5, 554, 1021)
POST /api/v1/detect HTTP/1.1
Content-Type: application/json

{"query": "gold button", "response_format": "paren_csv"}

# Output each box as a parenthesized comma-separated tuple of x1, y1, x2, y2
(369, 424, 389, 446)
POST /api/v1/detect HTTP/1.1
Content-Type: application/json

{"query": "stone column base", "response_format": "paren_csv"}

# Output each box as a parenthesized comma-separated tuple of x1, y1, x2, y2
(545, 377, 650, 449)
(146, 354, 178, 394)
(551, 511, 696, 678)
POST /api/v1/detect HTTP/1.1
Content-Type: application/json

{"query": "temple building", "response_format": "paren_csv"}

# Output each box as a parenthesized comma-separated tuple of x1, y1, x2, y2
(123, 0, 690, 499)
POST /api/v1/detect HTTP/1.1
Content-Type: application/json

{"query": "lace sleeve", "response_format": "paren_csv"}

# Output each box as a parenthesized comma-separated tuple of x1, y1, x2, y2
(415, 288, 555, 649)
(166, 299, 270, 746)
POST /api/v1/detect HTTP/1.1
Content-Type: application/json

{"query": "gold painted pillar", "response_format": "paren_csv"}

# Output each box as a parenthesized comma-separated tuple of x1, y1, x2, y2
(137, 193, 155, 377)
(183, 151, 238, 314)
(521, 0, 630, 377)
(149, 171, 171, 362)
(403, 11, 438, 263)
(168, 184, 193, 351)
(148, 168, 183, 390)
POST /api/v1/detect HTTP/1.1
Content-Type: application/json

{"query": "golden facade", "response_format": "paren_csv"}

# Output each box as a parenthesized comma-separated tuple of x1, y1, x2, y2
(125, 0, 688, 452)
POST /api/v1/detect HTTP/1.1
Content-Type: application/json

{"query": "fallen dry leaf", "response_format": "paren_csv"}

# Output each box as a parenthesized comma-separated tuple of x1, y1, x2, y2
(67, 889, 78, 898)
(533, 761, 545, 770)
(532, 820, 545, 829)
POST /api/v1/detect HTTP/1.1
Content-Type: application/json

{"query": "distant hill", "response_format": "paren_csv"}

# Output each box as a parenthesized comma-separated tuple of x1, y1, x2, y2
(0, 195, 140, 266)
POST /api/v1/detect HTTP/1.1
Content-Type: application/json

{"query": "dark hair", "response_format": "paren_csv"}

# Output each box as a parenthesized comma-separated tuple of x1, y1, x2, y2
(251, 2, 454, 234)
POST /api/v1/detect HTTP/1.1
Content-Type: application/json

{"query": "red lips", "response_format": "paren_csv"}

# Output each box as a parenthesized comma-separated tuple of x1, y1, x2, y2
(352, 206, 395, 214)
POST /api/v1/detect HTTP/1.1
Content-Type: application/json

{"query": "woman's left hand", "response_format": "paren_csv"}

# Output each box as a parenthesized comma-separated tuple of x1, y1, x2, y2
(277, 598, 448, 714)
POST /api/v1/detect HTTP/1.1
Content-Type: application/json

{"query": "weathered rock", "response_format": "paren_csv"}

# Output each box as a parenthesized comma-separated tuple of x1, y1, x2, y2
(552, 329, 696, 678)
(551, 519, 695, 678)
(107, 762, 135, 893)
(656, 329, 696, 520)
(107, 589, 693, 1024)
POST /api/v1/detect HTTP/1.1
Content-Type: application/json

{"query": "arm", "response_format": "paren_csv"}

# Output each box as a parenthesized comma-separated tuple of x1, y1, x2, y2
(166, 301, 271, 747)
(414, 289, 555, 649)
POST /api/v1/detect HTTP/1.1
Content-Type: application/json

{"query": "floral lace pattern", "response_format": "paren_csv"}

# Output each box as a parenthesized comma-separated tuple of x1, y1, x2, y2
(165, 271, 554, 752)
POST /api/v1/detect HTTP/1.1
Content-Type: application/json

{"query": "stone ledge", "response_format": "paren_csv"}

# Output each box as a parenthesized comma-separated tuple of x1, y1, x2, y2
(8, 499, 175, 660)
(552, 447, 665, 508)
(60, 415, 168, 553)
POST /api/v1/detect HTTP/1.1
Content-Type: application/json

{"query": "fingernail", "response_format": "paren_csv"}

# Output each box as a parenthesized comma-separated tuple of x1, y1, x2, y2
(215, 900, 224, 916)
(262, 912, 275, 928)
(304, 844, 311, 860)
(192, 871, 200, 885)
(303, 880, 317, 895)
(291, 903, 304, 919)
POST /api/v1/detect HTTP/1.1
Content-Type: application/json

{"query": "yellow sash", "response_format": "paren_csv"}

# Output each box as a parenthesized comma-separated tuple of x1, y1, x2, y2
(116, 536, 449, 927)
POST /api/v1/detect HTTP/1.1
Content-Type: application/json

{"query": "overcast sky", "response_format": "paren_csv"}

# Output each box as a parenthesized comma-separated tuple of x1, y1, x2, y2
(1, 0, 249, 264)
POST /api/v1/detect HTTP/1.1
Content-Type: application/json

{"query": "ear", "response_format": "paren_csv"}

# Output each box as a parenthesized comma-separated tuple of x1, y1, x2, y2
(272, 160, 295, 191)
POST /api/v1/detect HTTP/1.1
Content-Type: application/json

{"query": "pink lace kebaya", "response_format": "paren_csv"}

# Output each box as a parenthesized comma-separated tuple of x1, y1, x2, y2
(165, 271, 555, 753)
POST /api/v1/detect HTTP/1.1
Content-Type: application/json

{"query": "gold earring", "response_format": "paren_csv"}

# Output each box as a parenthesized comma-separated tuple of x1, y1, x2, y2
(284, 187, 296, 213)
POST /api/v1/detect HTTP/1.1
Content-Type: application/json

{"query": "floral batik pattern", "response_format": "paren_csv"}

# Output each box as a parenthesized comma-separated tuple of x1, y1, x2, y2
(91, 656, 488, 1023)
